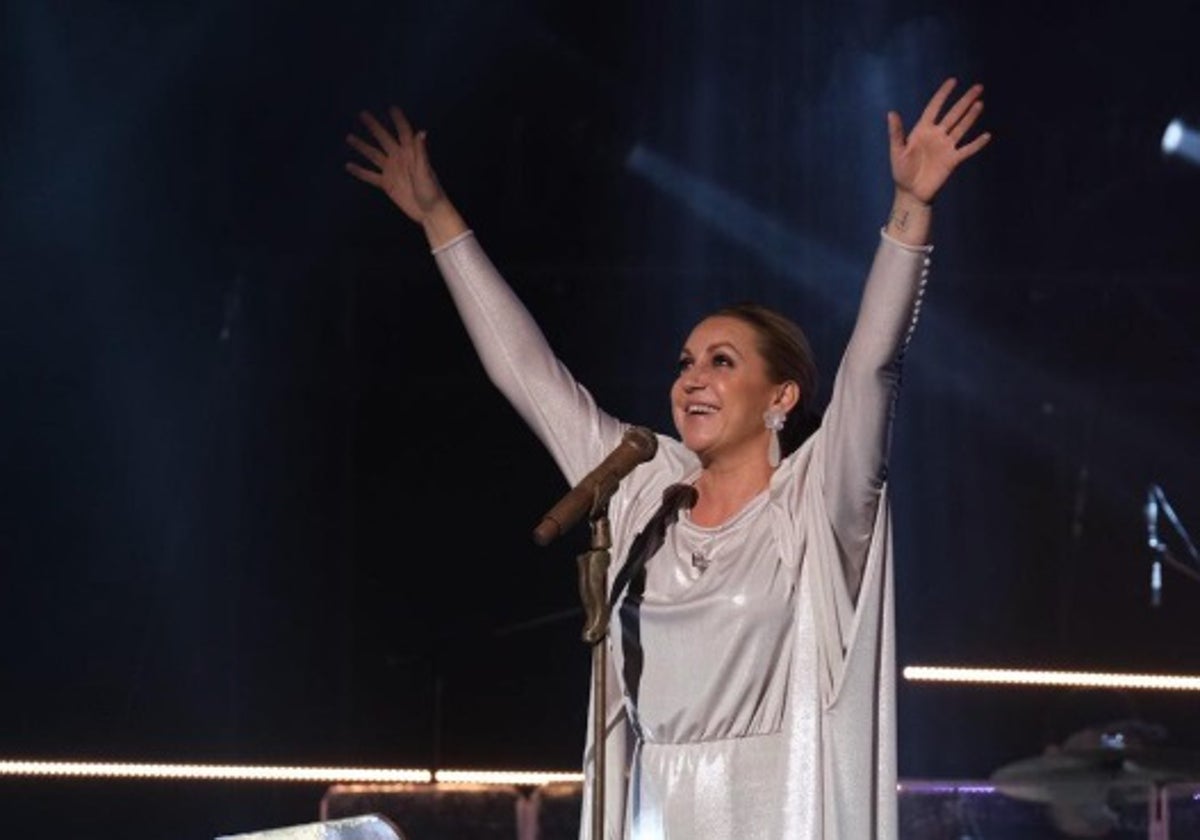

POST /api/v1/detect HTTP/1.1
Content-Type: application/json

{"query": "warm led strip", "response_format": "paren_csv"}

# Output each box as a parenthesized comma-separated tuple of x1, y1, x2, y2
(904, 666, 1200, 691)
(0, 761, 586, 786)
(0, 761, 431, 783)
(433, 769, 583, 785)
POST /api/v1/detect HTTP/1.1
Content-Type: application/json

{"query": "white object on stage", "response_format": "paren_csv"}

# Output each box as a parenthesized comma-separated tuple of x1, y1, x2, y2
(216, 814, 404, 840)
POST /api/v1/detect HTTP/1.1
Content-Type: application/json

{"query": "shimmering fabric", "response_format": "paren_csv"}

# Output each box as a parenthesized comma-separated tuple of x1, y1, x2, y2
(433, 228, 932, 840)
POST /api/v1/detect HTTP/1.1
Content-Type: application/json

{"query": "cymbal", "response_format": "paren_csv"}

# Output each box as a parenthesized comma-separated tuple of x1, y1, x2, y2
(990, 746, 1200, 803)
(1124, 747, 1200, 781)
(990, 749, 1142, 803)
(988, 721, 1200, 838)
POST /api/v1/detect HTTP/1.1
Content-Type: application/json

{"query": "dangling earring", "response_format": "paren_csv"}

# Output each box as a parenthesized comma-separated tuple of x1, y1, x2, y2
(764, 408, 786, 468)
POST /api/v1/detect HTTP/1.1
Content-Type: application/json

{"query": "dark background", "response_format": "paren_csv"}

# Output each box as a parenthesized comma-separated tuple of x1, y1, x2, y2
(4, 0, 1200, 837)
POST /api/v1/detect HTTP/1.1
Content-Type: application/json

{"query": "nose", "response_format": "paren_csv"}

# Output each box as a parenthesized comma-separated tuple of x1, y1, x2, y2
(680, 367, 706, 391)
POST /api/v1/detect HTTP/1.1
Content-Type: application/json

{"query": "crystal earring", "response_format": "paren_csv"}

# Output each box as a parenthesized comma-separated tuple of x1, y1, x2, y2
(764, 408, 786, 468)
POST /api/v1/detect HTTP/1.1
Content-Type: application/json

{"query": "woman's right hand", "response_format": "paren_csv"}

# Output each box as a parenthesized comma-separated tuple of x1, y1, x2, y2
(346, 107, 466, 244)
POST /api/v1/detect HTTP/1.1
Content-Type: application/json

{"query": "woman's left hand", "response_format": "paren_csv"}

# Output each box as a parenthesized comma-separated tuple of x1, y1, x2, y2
(888, 77, 991, 205)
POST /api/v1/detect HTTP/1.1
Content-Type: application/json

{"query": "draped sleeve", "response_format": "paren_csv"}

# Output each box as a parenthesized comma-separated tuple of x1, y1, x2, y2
(778, 229, 932, 840)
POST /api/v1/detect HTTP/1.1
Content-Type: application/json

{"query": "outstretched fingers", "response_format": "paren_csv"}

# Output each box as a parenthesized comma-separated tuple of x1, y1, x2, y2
(344, 159, 383, 188)
(344, 106, 424, 189)
(389, 106, 416, 146)
(886, 110, 906, 155)
(345, 131, 386, 170)
(948, 100, 985, 146)
(412, 129, 432, 175)
(919, 77, 958, 128)
(939, 83, 985, 139)
(955, 129, 993, 162)
(358, 109, 400, 154)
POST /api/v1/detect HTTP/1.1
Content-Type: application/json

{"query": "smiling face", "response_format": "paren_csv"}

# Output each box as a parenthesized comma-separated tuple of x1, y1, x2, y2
(671, 314, 796, 466)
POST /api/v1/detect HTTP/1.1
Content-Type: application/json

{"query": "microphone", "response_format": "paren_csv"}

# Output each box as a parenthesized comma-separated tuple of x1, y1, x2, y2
(533, 426, 658, 546)
(1147, 485, 1162, 607)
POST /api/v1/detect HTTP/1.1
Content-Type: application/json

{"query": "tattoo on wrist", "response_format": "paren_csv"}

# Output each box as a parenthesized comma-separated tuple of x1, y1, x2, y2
(888, 208, 911, 232)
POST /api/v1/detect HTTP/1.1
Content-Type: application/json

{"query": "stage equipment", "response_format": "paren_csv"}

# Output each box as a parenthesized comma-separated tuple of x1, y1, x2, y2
(531, 426, 666, 839)
(1161, 118, 1200, 168)
(216, 814, 403, 840)
(533, 426, 657, 546)
(1144, 483, 1200, 606)
(991, 720, 1200, 838)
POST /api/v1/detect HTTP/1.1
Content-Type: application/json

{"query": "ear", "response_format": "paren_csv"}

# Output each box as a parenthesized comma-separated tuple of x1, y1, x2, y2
(772, 381, 801, 414)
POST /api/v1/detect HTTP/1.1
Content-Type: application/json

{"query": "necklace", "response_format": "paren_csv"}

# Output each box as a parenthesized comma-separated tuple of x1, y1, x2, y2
(690, 528, 717, 571)
(680, 486, 720, 572)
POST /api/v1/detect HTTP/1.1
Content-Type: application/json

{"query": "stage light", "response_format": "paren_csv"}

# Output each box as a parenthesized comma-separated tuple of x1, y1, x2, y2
(903, 665, 1200, 691)
(1162, 117, 1200, 167)
(0, 760, 431, 783)
(433, 769, 583, 785)
(0, 760, 588, 786)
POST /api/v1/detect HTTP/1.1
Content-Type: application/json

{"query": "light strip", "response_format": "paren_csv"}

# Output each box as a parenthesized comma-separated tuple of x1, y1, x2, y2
(897, 781, 996, 794)
(904, 666, 1200, 691)
(0, 762, 587, 786)
(433, 769, 583, 785)
(0, 761, 431, 783)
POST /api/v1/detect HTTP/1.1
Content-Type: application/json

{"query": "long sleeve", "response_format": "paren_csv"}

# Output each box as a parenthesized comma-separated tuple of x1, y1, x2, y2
(819, 229, 932, 597)
(431, 230, 627, 486)
(432, 230, 640, 840)
(781, 226, 925, 840)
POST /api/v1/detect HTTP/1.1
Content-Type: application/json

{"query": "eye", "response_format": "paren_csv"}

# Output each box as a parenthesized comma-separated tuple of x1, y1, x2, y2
(676, 356, 693, 374)
(712, 352, 734, 367)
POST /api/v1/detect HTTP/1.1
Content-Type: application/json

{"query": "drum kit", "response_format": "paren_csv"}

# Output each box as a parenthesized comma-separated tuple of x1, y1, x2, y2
(987, 486, 1200, 837)
(990, 719, 1200, 838)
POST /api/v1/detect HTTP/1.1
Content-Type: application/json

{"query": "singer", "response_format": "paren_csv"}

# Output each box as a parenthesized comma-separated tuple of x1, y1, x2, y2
(346, 77, 990, 840)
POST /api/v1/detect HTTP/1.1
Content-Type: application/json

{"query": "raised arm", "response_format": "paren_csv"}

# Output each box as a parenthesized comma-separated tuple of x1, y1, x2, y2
(823, 78, 990, 596)
(345, 106, 469, 248)
(882, 77, 991, 247)
(344, 107, 626, 485)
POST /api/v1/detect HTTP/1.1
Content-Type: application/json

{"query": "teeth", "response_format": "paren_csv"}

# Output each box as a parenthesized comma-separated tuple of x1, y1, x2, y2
(687, 405, 716, 415)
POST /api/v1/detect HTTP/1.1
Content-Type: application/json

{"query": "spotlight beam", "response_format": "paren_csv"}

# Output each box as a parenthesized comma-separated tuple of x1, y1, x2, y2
(624, 144, 1197, 507)
(1162, 117, 1200, 167)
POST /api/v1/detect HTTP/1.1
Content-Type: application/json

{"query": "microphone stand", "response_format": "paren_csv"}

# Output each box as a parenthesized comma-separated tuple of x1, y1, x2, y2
(1148, 484, 1200, 603)
(1156, 543, 1200, 587)
(575, 476, 619, 840)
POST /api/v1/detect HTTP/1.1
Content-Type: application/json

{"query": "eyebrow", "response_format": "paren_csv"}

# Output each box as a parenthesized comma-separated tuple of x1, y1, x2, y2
(680, 340, 742, 358)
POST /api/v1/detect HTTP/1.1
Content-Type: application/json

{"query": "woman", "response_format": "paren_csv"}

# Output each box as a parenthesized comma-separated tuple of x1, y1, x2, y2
(346, 77, 990, 840)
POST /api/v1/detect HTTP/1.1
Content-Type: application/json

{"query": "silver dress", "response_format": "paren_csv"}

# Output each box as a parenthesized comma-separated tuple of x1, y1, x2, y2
(433, 229, 932, 840)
